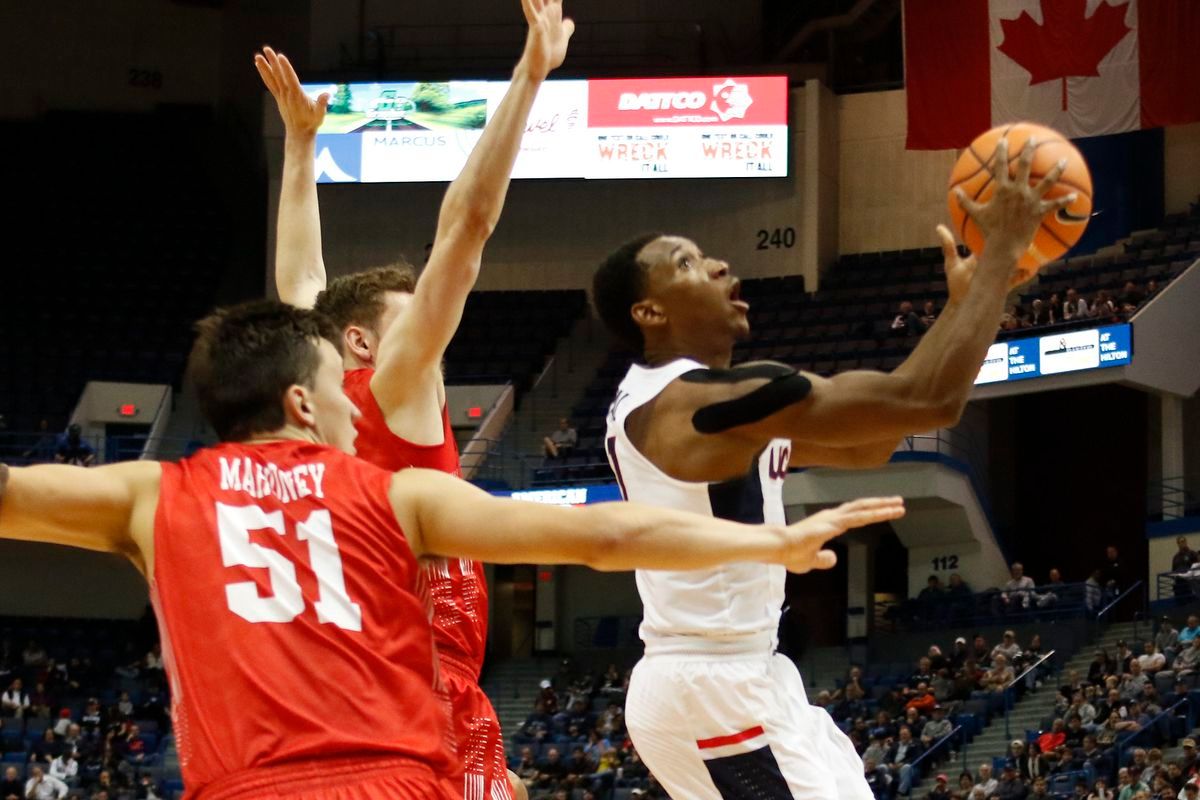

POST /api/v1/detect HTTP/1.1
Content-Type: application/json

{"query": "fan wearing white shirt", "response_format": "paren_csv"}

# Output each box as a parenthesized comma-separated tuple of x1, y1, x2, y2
(23, 766, 67, 800)
(1139, 642, 1167, 675)
(0, 679, 28, 719)
(48, 752, 77, 783)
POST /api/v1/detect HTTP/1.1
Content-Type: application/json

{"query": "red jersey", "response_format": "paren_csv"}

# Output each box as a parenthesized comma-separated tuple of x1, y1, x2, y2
(342, 368, 489, 676)
(152, 441, 458, 796)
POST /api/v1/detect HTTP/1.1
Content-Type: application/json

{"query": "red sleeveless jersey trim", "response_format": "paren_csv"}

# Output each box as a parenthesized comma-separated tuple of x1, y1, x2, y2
(341, 368, 489, 673)
(152, 441, 458, 795)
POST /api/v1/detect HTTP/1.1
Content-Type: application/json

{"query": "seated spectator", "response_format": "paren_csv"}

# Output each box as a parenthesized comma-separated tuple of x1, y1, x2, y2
(863, 757, 891, 799)
(1120, 659, 1149, 700)
(1011, 303, 1033, 328)
(862, 735, 887, 767)
(945, 575, 973, 623)
(884, 726, 923, 795)
(1063, 288, 1089, 320)
(0, 679, 28, 718)
(1114, 766, 1148, 800)
(1139, 641, 1166, 675)
(890, 301, 926, 337)
(1113, 640, 1136, 674)
(31, 728, 61, 764)
(1028, 775, 1052, 800)
(910, 656, 935, 688)
(28, 682, 52, 719)
(54, 424, 95, 467)
(953, 659, 983, 700)
(975, 763, 998, 798)
(514, 746, 538, 791)
(1086, 570, 1104, 614)
(994, 562, 1036, 616)
(917, 576, 945, 623)
(920, 301, 938, 328)
(949, 636, 970, 671)
(0, 766, 21, 800)
(536, 747, 568, 791)
(931, 668, 955, 705)
(1091, 290, 1117, 319)
(920, 704, 952, 749)
(994, 760, 1027, 800)
(23, 766, 67, 800)
(927, 772, 952, 800)
(1019, 741, 1048, 782)
(1181, 615, 1200, 646)
(562, 746, 594, 788)
(1088, 650, 1113, 686)
(1121, 281, 1146, 308)
(957, 771, 975, 797)
(1037, 718, 1067, 753)
(517, 700, 552, 743)
(986, 653, 1015, 692)
(1088, 777, 1114, 800)
(972, 635, 992, 667)
(1063, 716, 1086, 749)
(1156, 618, 1180, 663)
(48, 751, 77, 784)
(1036, 568, 1066, 609)
(992, 630, 1023, 664)
(1030, 298, 1055, 326)
(542, 418, 578, 460)
(1065, 690, 1097, 730)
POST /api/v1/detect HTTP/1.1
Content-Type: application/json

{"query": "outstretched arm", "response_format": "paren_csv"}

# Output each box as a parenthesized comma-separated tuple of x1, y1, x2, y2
(256, 47, 330, 308)
(675, 139, 1074, 451)
(390, 468, 903, 573)
(370, 0, 575, 410)
(0, 462, 158, 562)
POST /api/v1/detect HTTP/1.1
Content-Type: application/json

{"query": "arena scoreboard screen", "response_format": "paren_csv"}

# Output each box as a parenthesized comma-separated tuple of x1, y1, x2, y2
(301, 76, 789, 182)
(974, 323, 1133, 385)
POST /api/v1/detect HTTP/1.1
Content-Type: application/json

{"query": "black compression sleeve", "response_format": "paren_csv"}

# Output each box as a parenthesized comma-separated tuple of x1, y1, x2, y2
(684, 365, 812, 434)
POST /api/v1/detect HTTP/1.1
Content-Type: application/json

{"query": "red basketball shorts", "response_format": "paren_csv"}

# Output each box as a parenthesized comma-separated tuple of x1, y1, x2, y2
(196, 756, 456, 800)
(442, 654, 512, 800)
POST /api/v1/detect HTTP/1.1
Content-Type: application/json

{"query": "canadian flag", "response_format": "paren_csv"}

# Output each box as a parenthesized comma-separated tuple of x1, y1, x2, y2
(904, 0, 1200, 150)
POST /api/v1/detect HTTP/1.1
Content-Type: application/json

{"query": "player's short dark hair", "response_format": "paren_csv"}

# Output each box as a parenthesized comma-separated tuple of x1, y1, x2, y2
(188, 300, 341, 442)
(592, 233, 663, 353)
(314, 264, 417, 334)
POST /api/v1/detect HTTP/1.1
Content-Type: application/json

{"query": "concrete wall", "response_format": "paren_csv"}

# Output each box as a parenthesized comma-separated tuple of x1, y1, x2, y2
(0, 542, 147, 619)
(1165, 123, 1200, 215)
(554, 568, 642, 654)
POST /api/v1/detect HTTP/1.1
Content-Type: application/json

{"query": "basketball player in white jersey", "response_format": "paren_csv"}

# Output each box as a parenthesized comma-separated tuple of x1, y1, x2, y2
(591, 138, 1075, 799)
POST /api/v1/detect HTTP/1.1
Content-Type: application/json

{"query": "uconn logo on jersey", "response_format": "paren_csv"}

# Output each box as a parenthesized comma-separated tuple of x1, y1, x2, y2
(766, 443, 790, 481)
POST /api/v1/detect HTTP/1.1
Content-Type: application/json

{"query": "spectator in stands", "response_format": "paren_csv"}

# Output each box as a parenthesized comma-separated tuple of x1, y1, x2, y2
(920, 301, 938, 329)
(28, 682, 52, 719)
(1063, 288, 1090, 320)
(1101, 546, 1126, 595)
(1035, 569, 1065, 610)
(917, 576, 945, 624)
(993, 630, 1023, 664)
(1066, 690, 1098, 730)
(1, 679, 28, 718)
(31, 728, 61, 764)
(1020, 741, 1048, 782)
(1028, 776, 1051, 800)
(863, 757, 891, 799)
(1030, 298, 1055, 326)
(953, 659, 982, 701)
(597, 664, 621, 696)
(1091, 290, 1117, 319)
(945, 575, 972, 624)
(1121, 281, 1146, 308)
(49, 751, 77, 784)
(1114, 640, 1136, 673)
(986, 653, 1015, 692)
(53, 424, 94, 467)
(515, 746, 538, 791)
(1038, 719, 1067, 753)
(1063, 716, 1086, 749)
(948, 636, 970, 671)
(1172, 638, 1200, 679)
(1115, 767, 1148, 800)
(563, 745, 594, 790)
(885, 725, 923, 794)
(0, 766, 21, 800)
(972, 635, 991, 667)
(1121, 659, 1149, 700)
(976, 763, 998, 797)
(1146, 279, 1160, 298)
(1088, 777, 1114, 800)
(1086, 570, 1105, 615)
(1143, 749, 1165, 788)
(911, 657, 935, 688)
(995, 562, 1036, 616)
(920, 704, 952, 750)
(79, 699, 103, 734)
(1181, 616, 1200, 646)
(535, 747, 567, 792)
(890, 301, 926, 337)
(994, 760, 1027, 800)
(1011, 303, 1032, 328)
(1156, 618, 1180, 663)
(927, 772, 952, 800)
(1139, 642, 1166, 675)
(862, 735, 887, 767)
(1173, 540, 1199, 599)
(542, 418, 578, 460)
(23, 766, 67, 800)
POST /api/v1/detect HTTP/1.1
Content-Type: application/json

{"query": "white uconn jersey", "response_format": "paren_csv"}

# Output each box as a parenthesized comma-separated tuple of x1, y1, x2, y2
(605, 358, 792, 653)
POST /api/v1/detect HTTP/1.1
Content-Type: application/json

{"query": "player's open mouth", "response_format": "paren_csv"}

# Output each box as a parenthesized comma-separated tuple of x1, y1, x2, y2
(730, 281, 750, 312)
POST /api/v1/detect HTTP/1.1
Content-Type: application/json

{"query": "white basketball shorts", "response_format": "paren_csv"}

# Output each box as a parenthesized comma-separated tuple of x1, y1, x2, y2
(625, 650, 871, 800)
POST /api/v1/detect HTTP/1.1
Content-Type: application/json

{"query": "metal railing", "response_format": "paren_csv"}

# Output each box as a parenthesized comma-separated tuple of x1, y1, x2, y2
(1114, 696, 1188, 766)
(1148, 476, 1198, 521)
(902, 724, 964, 798)
(0, 430, 208, 467)
(1096, 580, 1146, 627)
(1002, 650, 1057, 740)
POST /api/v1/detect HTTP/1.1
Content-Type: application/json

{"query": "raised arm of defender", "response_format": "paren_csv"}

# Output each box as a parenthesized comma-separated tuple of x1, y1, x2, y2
(256, 48, 329, 309)
(369, 0, 575, 405)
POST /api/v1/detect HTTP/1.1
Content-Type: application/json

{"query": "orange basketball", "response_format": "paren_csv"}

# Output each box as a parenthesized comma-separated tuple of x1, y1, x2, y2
(947, 122, 1092, 278)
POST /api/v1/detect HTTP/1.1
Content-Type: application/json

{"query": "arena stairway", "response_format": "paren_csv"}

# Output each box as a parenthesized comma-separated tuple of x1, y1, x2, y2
(481, 657, 564, 747)
(929, 621, 1139, 789)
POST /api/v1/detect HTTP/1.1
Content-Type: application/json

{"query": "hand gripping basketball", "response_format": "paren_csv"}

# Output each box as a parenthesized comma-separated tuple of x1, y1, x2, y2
(780, 497, 905, 574)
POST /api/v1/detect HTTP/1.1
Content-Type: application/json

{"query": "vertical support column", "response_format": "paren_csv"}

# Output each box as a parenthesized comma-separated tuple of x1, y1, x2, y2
(534, 564, 558, 653)
(803, 79, 840, 292)
(1163, 394, 1185, 520)
(846, 537, 874, 664)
